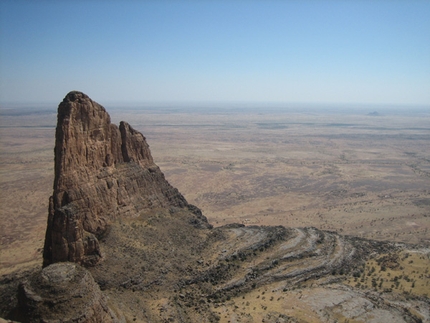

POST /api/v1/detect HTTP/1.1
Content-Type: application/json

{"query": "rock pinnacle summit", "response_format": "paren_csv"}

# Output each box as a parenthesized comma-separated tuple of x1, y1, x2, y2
(43, 91, 210, 267)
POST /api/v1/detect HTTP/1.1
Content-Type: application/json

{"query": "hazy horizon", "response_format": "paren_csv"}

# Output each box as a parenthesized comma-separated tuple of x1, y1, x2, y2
(1, 100, 429, 118)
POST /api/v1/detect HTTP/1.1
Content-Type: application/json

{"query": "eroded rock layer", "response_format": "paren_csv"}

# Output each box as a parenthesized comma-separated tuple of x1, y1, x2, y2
(16, 263, 122, 323)
(43, 91, 210, 267)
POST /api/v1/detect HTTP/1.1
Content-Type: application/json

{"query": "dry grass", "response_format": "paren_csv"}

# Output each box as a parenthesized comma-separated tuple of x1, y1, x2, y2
(345, 249, 430, 297)
(211, 283, 322, 323)
(1, 106, 429, 276)
(143, 110, 430, 245)
(0, 112, 55, 275)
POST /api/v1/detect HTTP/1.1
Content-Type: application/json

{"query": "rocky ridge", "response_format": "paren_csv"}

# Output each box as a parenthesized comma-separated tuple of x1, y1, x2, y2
(0, 92, 429, 323)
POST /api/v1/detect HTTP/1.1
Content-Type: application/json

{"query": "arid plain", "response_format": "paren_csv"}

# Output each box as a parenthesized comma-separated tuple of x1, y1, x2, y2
(1, 105, 429, 275)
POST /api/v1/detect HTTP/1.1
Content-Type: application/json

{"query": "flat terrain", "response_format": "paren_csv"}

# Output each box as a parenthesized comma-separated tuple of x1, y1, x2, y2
(1, 105, 429, 275)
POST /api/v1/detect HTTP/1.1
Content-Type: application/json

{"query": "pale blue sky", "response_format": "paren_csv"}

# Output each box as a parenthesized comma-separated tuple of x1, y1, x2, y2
(1, 0, 429, 106)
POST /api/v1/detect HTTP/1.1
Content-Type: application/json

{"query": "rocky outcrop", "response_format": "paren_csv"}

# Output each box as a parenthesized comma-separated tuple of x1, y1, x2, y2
(16, 263, 122, 323)
(43, 91, 210, 267)
(1, 90, 429, 323)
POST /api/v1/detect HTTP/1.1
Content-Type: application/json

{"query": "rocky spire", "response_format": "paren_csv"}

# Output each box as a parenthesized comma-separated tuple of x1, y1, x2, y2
(43, 91, 210, 267)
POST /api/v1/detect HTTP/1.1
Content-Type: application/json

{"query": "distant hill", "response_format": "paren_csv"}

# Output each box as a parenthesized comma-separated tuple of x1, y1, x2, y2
(367, 111, 381, 116)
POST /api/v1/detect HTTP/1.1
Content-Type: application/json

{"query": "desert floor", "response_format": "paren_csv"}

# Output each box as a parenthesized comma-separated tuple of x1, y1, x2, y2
(1, 105, 429, 275)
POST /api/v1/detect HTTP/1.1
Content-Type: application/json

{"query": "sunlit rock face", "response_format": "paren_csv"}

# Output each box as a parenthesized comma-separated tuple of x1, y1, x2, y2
(43, 91, 210, 267)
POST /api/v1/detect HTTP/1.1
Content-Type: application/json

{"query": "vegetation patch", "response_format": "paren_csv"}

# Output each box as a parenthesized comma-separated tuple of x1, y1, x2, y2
(345, 250, 430, 297)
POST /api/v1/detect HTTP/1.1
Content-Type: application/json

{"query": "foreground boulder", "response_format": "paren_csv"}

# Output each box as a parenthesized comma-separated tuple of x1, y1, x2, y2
(16, 262, 122, 323)
(43, 91, 210, 267)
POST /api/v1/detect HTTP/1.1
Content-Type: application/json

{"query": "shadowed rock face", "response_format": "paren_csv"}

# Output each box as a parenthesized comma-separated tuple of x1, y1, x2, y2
(43, 91, 210, 267)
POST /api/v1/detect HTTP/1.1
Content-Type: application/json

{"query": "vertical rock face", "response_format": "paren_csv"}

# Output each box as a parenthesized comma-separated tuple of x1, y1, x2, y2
(43, 91, 210, 267)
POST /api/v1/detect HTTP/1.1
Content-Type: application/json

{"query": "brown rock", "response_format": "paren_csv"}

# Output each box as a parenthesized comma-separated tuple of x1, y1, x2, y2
(16, 262, 122, 323)
(43, 91, 210, 267)
(0, 318, 20, 323)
